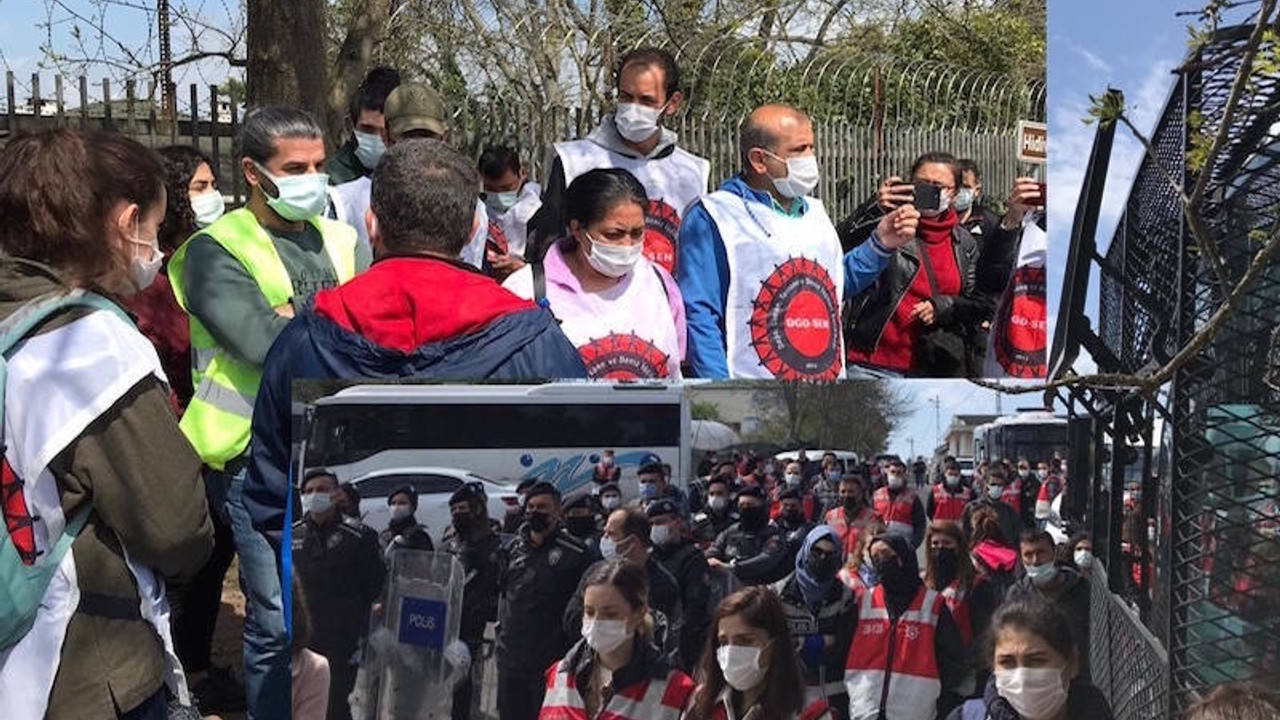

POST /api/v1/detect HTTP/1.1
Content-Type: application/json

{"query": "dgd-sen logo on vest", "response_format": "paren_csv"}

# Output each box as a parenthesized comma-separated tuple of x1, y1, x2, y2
(643, 200, 681, 274)
(750, 257, 841, 380)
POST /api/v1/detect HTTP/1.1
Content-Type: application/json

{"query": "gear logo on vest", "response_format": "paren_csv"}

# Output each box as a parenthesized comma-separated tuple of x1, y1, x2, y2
(643, 199, 681, 274)
(579, 332, 671, 380)
(992, 264, 1046, 377)
(749, 257, 841, 380)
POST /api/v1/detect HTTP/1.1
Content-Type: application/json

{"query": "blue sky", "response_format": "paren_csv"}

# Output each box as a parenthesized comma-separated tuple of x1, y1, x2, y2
(0, 0, 1211, 460)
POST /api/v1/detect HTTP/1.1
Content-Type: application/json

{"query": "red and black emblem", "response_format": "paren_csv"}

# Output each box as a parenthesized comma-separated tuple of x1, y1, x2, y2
(579, 333, 671, 380)
(2, 458, 37, 565)
(992, 265, 1046, 378)
(485, 220, 510, 257)
(643, 199, 681, 274)
(749, 257, 841, 380)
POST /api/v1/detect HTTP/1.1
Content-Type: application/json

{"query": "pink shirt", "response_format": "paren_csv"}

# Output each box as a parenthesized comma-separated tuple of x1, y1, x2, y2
(505, 242, 687, 378)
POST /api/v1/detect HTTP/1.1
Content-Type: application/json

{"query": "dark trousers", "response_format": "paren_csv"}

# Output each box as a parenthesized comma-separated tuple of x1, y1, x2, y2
(496, 669, 546, 720)
(326, 653, 358, 720)
(453, 674, 475, 720)
(167, 503, 236, 672)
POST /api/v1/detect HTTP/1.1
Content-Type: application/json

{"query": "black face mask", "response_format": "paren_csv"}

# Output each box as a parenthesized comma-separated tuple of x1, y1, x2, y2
(875, 556, 910, 593)
(932, 548, 959, 586)
(565, 516, 596, 538)
(525, 511, 552, 533)
(806, 552, 841, 580)
(452, 513, 475, 535)
(842, 495, 861, 512)
(781, 508, 804, 527)
(739, 506, 767, 531)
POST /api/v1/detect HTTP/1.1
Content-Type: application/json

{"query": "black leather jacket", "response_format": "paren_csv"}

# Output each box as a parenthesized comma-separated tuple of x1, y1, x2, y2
(843, 225, 980, 376)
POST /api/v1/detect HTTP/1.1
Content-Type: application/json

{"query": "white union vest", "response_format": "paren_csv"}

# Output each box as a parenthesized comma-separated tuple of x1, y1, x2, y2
(555, 139, 710, 274)
(0, 308, 190, 719)
(701, 191, 845, 380)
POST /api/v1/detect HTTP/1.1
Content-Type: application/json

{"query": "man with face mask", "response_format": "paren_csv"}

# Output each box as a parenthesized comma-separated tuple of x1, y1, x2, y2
(928, 460, 973, 522)
(496, 482, 593, 720)
(953, 159, 1002, 248)
(562, 491, 603, 555)
(844, 534, 966, 720)
(679, 103, 918, 379)
(826, 473, 876, 561)
(962, 466, 1023, 548)
(692, 476, 738, 547)
(378, 485, 435, 556)
(873, 460, 927, 549)
(772, 487, 817, 561)
(772, 527, 856, 720)
(292, 469, 385, 720)
(327, 67, 400, 185)
(1006, 530, 1092, 682)
(646, 500, 711, 670)
(441, 484, 506, 720)
(636, 460, 688, 515)
(591, 449, 623, 490)
(167, 106, 368, 720)
(707, 486, 790, 585)
(773, 461, 819, 522)
(809, 453, 844, 516)
(1013, 458, 1040, 530)
(479, 145, 542, 282)
(527, 48, 709, 275)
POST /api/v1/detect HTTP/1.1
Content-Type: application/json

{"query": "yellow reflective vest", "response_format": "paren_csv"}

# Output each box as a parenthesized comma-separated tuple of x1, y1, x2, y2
(168, 208, 356, 470)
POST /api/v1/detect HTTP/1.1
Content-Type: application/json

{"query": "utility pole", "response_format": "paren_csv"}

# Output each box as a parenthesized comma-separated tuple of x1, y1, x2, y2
(908, 437, 915, 459)
(929, 396, 942, 451)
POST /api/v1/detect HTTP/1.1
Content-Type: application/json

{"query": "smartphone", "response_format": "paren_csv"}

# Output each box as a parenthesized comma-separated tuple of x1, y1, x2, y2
(912, 183, 942, 212)
(1035, 182, 1047, 207)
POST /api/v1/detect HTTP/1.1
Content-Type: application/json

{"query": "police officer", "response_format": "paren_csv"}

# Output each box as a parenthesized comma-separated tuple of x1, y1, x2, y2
(563, 490, 603, 555)
(441, 484, 506, 720)
(706, 486, 789, 585)
(292, 469, 385, 720)
(692, 475, 737, 547)
(773, 486, 816, 564)
(647, 498, 712, 670)
(496, 481, 594, 720)
(503, 478, 538, 534)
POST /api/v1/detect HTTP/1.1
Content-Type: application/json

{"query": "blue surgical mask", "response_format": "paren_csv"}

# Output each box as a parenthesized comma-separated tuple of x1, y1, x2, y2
(353, 131, 386, 170)
(484, 190, 520, 216)
(638, 483, 659, 501)
(954, 187, 975, 212)
(988, 485, 1005, 501)
(190, 190, 225, 228)
(302, 491, 333, 516)
(254, 161, 330, 222)
(1025, 561, 1058, 587)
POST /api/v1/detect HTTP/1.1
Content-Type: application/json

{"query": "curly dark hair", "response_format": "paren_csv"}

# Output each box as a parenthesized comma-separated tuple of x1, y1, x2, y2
(156, 145, 215, 253)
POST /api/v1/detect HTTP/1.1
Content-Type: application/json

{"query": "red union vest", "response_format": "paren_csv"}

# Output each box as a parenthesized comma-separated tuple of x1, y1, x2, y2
(539, 653, 693, 720)
(825, 506, 876, 559)
(555, 138, 710, 275)
(873, 487, 916, 539)
(1002, 478, 1024, 515)
(845, 585, 944, 720)
(708, 692, 833, 720)
(931, 484, 972, 522)
(940, 580, 974, 646)
(700, 191, 845, 380)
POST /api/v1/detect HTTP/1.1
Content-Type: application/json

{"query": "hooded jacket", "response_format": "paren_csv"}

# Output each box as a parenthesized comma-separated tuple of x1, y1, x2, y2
(244, 255, 587, 542)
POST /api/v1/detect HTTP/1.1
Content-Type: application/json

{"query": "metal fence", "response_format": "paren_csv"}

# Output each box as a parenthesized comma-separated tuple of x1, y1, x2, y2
(1054, 15, 1280, 720)
(0, 44, 1043, 222)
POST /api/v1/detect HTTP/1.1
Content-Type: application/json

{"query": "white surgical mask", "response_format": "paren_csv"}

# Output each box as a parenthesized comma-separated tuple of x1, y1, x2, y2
(763, 150, 820, 198)
(716, 644, 767, 692)
(995, 667, 1069, 720)
(485, 190, 520, 216)
(126, 221, 163, 291)
(708, 496, 728, 512)
(887, 473, 904, 490)
(1037, 469, 1049, 480)
(785, 473, 802, 487)
(953, 187, 975, 212)
(301, 491, 333, 516)
(582, 618, 630, 655)
(583, 232, 643, 278)
(650, 524, 674, 547)
(254, 161, 330, 222)
(601, 495, 621, 511)
(945, 473, 961, 488)
(599, 536, 618, 560)
(353, 130, 386, 170)
(614, 102, 664, 143)
(988, 485, 1005, 501)
(1025, 561, 1058, 587)
(1074, 550, 1094, 570)
(390, 505, 413, 521)
(190, 190, 225, 228)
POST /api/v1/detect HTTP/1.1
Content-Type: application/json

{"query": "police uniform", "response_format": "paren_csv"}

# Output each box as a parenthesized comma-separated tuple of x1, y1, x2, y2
(496, 527, 593, 720)
(709, 521, 789, 585)
(442, 527, 507, 720)
(692, 507, 737, 546)
(292, 515, 386, 720)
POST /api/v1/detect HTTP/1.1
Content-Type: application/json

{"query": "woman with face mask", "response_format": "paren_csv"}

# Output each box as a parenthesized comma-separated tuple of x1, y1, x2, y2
(538, 560, 694, 720)
(924, 521, 998, 705)
(505, 168, 686, 379)
(1065, 532, 1095, 576)
(0, 130, 214, 719)
(378, 486, 434, 556)
(844, 151, 982, 378)
(771, 527, 856, 720)
(945, 597, 1113, 720)
(687, 586, 832, 720)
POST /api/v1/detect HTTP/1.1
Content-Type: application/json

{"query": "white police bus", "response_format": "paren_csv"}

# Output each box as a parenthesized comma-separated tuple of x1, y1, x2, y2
(299, 382, 691, 498)
(973, 409, 1069, 466)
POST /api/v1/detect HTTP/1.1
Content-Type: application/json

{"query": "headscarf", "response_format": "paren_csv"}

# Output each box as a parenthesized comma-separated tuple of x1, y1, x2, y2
(794, 525, 841, 612)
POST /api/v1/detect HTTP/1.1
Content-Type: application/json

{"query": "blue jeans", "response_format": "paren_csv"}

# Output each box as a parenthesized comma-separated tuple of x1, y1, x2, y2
(224, 466, 289, 720)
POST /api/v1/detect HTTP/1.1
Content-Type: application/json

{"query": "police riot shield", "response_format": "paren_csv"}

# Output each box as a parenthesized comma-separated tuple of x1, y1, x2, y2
(353, 550, 467, 720)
